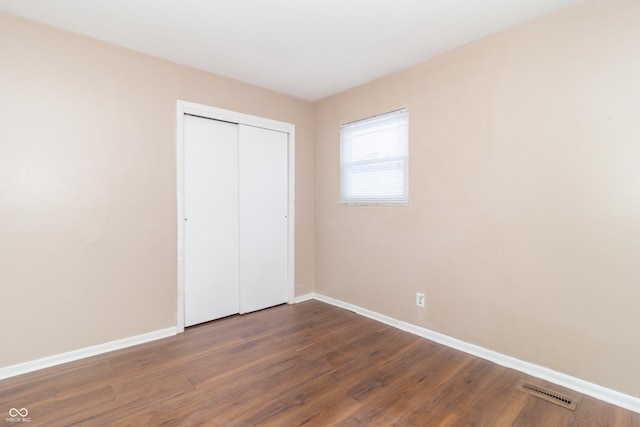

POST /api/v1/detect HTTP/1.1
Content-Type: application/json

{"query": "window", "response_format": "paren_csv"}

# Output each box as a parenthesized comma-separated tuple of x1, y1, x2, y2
(340, 109, 409, 205)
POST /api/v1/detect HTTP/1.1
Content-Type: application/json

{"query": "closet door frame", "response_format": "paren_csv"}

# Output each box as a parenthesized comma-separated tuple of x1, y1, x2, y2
(176, 100, 295, 333)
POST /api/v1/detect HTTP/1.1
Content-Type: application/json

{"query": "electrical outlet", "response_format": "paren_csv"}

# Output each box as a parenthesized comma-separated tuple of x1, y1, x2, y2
(416, 292, 425, 308)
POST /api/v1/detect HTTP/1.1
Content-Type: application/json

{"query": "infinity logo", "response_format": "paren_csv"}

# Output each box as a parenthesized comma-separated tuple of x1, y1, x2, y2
(9, 408, 28, 417)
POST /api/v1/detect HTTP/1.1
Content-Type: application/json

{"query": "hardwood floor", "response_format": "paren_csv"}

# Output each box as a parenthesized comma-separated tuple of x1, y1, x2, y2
(0, 300, 637, 426)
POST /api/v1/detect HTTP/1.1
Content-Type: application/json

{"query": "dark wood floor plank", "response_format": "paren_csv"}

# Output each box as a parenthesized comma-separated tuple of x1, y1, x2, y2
(453, 368, 532, 426)
(108, 390, 223, 427)
(574, 395, 640, 427)
(400, 344, 475, 406)
(190, 350, 336, 425)
(0, 383, 56, 409)
(431, 357, 502, 414)
(346, 343, 472, 425)
(397, 400, 461, 426)
(0, 358, 113, 397)
(0, 300, 636, 426)
(513, 393, 577, 427)
(40, 386, 115, 427)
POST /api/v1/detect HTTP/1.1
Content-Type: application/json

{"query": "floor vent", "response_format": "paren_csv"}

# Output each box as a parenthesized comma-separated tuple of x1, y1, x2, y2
(517, 381, 578, 411)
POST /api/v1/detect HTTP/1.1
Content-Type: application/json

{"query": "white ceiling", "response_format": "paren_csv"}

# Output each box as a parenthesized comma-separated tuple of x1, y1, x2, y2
(1, 0, 580, 101)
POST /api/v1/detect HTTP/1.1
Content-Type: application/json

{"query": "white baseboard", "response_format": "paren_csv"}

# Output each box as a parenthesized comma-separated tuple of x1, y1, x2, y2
(307, 292, 640, 414)
(294, 293, 314, 303)
(0, 327, 177, 381)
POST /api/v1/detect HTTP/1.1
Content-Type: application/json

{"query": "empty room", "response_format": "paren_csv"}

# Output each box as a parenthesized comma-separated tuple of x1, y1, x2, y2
(1, 0, 638, 425)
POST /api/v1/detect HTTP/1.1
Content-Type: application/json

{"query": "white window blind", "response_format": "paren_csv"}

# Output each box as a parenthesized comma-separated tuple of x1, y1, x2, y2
(340, 109, 409, 205)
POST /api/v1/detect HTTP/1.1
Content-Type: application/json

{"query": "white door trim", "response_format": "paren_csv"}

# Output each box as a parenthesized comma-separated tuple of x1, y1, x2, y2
(176, 100, 296, 333)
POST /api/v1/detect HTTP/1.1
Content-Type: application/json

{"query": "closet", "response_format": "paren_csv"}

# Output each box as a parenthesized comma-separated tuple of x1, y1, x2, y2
(182, 114, 289, 327)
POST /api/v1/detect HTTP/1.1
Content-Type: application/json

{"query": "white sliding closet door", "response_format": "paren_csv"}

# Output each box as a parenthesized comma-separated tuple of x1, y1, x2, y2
(239, 125, 289, 313)
(183, 114, 289, 326)
(184, 115, 239, 327)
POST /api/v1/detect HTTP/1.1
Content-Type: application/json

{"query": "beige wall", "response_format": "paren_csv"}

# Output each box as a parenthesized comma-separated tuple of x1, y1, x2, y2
(0, 13, 314, 368)
(314, 0, 640, 397)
